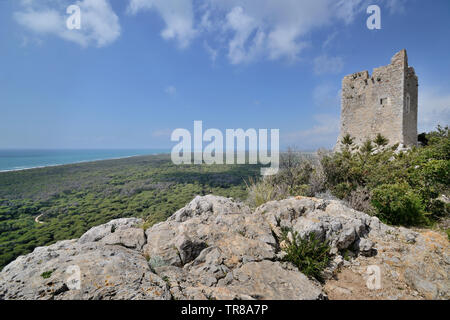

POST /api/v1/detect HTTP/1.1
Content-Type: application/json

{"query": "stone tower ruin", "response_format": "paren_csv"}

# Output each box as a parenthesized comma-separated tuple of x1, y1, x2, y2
(336, 49, 418, 150)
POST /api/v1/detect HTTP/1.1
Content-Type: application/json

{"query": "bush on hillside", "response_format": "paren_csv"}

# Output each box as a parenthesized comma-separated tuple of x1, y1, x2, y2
(319, 126, 449, 225)
(246, 126, 449, 228)
(371, 183, 426, 226)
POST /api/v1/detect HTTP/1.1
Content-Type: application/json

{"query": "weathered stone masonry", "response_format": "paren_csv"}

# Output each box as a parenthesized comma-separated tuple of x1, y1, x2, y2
(336, 49, 418, 150)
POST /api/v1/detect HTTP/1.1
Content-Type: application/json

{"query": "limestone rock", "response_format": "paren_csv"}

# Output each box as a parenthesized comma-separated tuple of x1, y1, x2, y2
(101, 227, 146, 251)
(143, 196, 276, 270)
(1, 195, 448, 300)
(78, 218, 143, 244)
(170, 195, 251, 223)
(174, 234, 208, 265)
(0, 241, 169, 300)
(222, 260, 324, 300)
(259, 198, 369, 254)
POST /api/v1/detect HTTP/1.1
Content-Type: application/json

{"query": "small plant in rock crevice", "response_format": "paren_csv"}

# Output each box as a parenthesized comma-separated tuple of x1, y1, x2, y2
(280, 229, 331, 283)
(40, 270, 54, 279)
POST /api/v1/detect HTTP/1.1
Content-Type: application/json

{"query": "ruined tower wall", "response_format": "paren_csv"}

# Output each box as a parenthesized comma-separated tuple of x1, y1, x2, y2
(403, 66, 419, 146)
(336, 50, 418, 150)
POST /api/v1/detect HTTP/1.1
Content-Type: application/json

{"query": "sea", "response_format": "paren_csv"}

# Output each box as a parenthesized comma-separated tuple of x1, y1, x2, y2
(0, 149, 170, 172)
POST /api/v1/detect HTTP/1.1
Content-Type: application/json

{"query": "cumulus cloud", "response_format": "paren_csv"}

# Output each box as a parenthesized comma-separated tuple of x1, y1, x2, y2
(223, 6, 265, 64)
(313, 54, 344, 75)
(322, 31, 338, 49)
(211, 0, 354, 64)
(418, 87, 450, 132)
(385, 0, 408, 14)
(13, 0, 406, 61)
(126, 0, 374, 64)
(204, 41, 218, 63)
(127, 0, 196, 49)
(334, 0, 365, 24)
(14, 0, 121, 47)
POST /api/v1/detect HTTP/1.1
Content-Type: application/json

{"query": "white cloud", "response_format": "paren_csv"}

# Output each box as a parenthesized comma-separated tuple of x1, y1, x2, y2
(204, 41, 218, 63)
(14, 0, 121, 48)
(127, 0, 196, 49)
(322, 31, 338, 49)
(20, 35, 43, 47)
(418, 87, 450, 132)
(126, 0, 375, 64)
(314, 54, 344, 75)
(165, 85, 177, 95)
(385, 0, 408, 14)
(334, 0, 364, 24)
(213, 0, 338, 64)
(13, 0, 406, 60)
(199, 10, 214, 32)
(224, 6, 265, 64)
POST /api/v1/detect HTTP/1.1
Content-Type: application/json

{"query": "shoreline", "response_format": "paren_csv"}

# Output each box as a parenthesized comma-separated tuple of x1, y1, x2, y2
(0, 152, 170, 174)
(0, 150, 317, 174)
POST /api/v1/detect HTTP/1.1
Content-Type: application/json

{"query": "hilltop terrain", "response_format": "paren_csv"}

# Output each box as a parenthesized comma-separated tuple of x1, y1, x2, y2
(0, 195, 448, 300)
(0, 127, 448, 299)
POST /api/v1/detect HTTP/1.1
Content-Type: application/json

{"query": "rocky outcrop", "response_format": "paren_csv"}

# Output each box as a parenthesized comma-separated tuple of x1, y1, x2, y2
(0, 195, 448, 300)
(0, 240, 170, 300)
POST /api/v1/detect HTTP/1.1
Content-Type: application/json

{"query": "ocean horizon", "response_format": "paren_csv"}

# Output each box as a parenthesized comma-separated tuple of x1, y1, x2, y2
(0, 149, 170, 172)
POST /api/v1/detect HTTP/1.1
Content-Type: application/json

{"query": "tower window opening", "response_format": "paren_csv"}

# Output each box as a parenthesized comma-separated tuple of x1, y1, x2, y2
(406, 94, 411, 114)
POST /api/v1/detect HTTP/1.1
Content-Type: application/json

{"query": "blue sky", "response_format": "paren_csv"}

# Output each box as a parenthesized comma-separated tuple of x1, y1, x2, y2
(0, 0, 449, 150)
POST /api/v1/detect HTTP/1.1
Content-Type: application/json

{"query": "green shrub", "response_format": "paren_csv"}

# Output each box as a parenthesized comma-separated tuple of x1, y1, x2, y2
(281, 231, 331, 282)
(374, 133, 389, 147)
(341, 134, 354, 147)
(318, 126, 449, 227)
(428, 199, 449, 218)
(244, 127, 448, 229)
(371, 183, 426, 226)
(333, 182, 354, 200)
(360, 139, 374, 154)
(40, 270, 53, 279)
